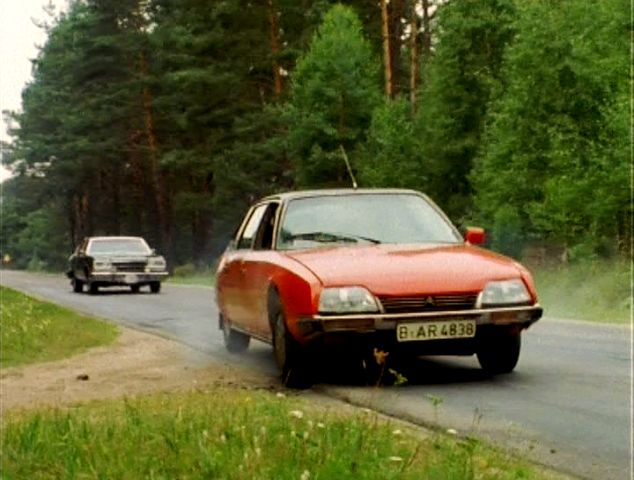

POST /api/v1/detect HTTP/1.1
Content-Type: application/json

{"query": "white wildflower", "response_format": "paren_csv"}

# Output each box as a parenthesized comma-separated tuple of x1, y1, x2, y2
(317, 422, 326, 429)
(276, 392, 286, 398)
(300, 470, 311, 480)
(289, 410, 304, 419)
(303, 431, 309, 440)
(220, 434, 227, 443)
(389, 456, 404, 463)
(446, 428, 458, 435)
(361, 408, 372, 414)
(392, 429, 402, 436)
(255, 447, 262, 458)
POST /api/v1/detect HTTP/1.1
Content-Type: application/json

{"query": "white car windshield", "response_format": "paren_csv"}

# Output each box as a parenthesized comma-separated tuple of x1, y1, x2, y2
(277, 193, 462, 250)
(87, 239, 151, 256)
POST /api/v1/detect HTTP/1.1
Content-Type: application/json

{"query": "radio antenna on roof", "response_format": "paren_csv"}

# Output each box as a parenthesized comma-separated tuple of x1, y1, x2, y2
(339, 144, 358, 189)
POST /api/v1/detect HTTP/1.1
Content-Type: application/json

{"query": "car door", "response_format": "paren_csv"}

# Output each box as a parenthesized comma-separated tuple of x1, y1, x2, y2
(239, 202, 280, 339)
(73, 238, 90, 281)
(218, 204, 270, 332)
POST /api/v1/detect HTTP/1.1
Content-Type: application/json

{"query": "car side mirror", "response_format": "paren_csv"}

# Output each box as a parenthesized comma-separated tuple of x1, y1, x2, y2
(465, 227, 485, 245)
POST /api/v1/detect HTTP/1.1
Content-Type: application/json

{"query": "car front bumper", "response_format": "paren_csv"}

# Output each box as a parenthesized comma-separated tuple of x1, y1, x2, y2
(296, 305, 542, 355)
(298, 305, 543, 336)
(89, 272, 168, 285)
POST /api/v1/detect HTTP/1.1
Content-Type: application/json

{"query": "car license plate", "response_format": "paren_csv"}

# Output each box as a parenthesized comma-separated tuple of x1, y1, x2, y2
(396, 319, 476, 342)
(124, 274, 138, 284)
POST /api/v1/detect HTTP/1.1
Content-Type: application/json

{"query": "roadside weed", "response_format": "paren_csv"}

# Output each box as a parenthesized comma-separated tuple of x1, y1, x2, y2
(0, 286, 118, 368)
(1, 388, 567, 480)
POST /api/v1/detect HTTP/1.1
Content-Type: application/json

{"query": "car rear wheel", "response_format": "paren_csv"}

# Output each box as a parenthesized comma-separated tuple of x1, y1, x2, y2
(221, 315, 250, 353)
(150, 282, 161, 294)
(269, 292, 313, 389)
(72, 277, 84, 293)
(130, 285, 140, 294)
(476, 329, 521, 374)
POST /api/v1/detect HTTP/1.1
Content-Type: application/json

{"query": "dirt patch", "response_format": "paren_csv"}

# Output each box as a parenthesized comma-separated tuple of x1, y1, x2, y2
(0, 327, 275, 413)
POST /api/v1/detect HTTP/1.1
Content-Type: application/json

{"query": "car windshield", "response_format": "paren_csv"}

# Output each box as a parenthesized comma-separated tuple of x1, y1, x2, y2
(277, 193, 462, 250)
(87, 238, 151, 255)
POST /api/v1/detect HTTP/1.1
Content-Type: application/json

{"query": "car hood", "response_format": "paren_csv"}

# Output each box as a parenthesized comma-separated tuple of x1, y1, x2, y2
(91, 254, 150, 262)
(283, 244, 523, 296)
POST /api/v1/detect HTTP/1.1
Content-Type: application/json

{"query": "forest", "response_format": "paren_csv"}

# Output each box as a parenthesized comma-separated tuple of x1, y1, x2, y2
(1, 0, 630, 270)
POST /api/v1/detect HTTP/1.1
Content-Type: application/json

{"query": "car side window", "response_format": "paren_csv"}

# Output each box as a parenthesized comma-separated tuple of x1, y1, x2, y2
(253, 203, 279, 251)
(237, 204, 269, 249)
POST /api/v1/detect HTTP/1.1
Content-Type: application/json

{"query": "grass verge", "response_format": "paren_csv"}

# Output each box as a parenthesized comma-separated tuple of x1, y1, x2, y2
(531, 258, 631, 324)
(0, 286, 119, 368)
(167, 264, 215, 287)
(1, 388, 565, 480)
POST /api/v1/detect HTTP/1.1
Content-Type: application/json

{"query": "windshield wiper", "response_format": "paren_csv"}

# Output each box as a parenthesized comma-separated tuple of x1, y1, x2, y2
(289, 231, 381, 245)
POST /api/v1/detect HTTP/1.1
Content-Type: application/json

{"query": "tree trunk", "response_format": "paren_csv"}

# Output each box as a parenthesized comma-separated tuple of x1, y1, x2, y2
(266, 0, 283, 97)
(140, 51, 172, 264)
(389, 0, 405, 96)
(380, 0, 393, 98)
(409, 0, 420, 114)
(421, 0, 433, 61)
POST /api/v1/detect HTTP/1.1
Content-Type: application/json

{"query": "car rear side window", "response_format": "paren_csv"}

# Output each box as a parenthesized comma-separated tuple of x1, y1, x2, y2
(237, 204, 269, 249)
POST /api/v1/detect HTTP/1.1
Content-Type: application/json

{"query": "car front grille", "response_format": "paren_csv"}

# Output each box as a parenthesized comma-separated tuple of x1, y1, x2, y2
(379, 294, 478, 313)
(113, 262, 146, 273)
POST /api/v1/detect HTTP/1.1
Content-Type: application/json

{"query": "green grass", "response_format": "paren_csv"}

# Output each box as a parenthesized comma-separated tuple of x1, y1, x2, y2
(531, 259, 631, 324)
(166, 263, 215, 287)
(1, 388, 564, 480)
(0, 287, 119, 368)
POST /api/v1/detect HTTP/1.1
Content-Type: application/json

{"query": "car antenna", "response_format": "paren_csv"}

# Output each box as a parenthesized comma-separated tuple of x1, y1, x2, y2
(339, 144, 358, 189)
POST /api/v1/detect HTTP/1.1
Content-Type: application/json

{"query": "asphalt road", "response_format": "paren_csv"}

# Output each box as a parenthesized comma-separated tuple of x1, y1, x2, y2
(1, 270, 632, 480)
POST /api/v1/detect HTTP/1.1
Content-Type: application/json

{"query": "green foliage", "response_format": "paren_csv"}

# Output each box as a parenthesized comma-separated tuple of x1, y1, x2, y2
(0, 287, 119, 368)
(473, 0, 630, 254)
(2, 389, 556, 479)
(2, 0, 628, 271)
(287, 4, 380, 187)
(416, 0, 517, 219)
(357, 97, 426, 189)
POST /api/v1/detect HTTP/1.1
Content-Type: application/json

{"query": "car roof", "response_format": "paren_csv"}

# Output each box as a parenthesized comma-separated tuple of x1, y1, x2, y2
(260, 188, 425, 203)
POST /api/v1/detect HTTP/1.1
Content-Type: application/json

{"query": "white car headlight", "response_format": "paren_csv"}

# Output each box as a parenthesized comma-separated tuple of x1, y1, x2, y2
(147, 257, 166, 271)
(93, 260, 113, 272)
(478, 279, 530, 307)
(318, 287, 379, 313)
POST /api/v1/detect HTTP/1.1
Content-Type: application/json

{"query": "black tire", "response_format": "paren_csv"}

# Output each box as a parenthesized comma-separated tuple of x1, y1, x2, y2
(221, 315, 250, 353)
(89, 282, 99, 295)
(476, 329, 521, 374)
(72, 277, 84, 293)
(269, 292, 313, 389)
(130, 285, 140, 294)
(150, 282, 161, 294)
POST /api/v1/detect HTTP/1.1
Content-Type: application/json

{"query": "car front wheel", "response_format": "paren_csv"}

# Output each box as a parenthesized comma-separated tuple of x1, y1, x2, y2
(150, 282, 161, 293)
(476, 329, 521, 374)
(72, 277, 84, 293)
(269, 292, 313, 389)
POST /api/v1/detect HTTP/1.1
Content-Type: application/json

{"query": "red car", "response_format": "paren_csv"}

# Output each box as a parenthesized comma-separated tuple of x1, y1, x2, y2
(215, 189, 542, 387)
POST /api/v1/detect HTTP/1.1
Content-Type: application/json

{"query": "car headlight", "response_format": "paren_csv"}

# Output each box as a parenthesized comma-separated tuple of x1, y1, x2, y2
(147, 257, 166, 271)
(478, 279, 531, 307)
(93, 260, 113, 272)
(318, 287, 379, 313)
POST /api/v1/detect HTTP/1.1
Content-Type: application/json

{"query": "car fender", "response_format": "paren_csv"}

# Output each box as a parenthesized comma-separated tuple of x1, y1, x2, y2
(267, 252, 323, 342)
